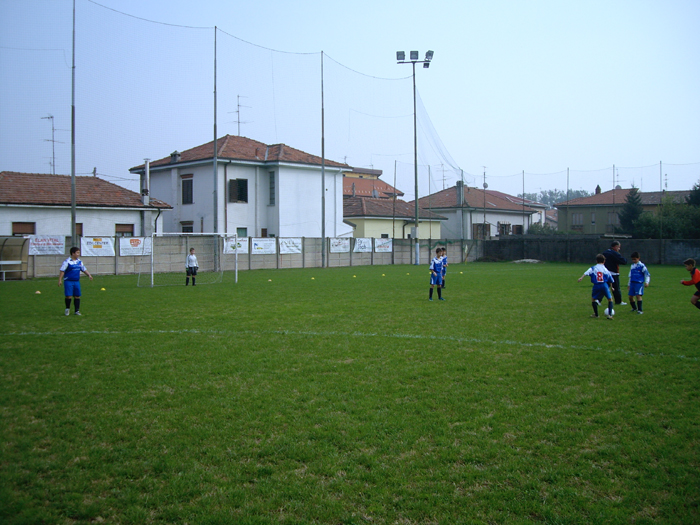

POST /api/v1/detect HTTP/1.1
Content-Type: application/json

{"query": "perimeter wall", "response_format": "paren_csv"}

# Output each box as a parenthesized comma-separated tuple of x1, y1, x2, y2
(4, 236, 700, 279)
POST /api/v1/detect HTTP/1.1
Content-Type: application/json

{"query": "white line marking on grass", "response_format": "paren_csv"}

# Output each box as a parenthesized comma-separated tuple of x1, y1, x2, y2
(3, 328, 696, 362)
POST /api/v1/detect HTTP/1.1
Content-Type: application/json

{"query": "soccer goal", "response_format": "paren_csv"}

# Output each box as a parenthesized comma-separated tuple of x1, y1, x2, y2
(137, 233, 234, 287)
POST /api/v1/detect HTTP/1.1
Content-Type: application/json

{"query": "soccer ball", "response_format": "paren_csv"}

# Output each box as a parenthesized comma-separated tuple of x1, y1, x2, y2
(605, 307, 615, 317)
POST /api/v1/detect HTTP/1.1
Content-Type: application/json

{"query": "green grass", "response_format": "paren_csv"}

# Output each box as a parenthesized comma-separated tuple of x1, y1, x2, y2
(1, 262, 699, 524)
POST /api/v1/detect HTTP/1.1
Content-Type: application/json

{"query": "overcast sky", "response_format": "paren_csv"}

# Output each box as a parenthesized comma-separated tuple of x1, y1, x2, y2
(2, 0, 699, 200)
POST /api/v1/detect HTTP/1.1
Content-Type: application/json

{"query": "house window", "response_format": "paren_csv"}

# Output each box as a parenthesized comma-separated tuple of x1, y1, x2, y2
(115, 224, 134, 237)
(229, 179, 248, 203)
(381, 234, 389, 238)
(591, 212, 596, 225)
(472, 223, 489, 240)
(498, 222, 511, 236)
(182, 175, 193, 205)
(76, 223, 83, 237)
(269, 171, 275, 205)
(12, 222, 35, 236)
(237, 227, 247, 237)
(512, 225, 523, 235)
(261, 228, 268, 238)
(181, 221, 194, 233)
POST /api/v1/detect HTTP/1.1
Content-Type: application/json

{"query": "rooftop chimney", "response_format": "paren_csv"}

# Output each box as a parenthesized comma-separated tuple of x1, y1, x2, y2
(170, 151, 181, 163)
(456, 180, 464, 205)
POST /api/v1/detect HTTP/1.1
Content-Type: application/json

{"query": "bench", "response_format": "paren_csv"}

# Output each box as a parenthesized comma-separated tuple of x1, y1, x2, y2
(0, 260, 25, 281)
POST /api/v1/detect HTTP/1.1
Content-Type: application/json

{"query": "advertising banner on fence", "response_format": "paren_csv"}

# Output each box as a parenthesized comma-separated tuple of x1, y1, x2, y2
(330, 238, 350, 253)
(252, 238, 277, 255)
(28, 235, 65, 255)
(119, 237, 152, 256)
(279, 238, 302, 254)
(374, 238, 393, 253)
(81, 237, 116, 257)
(224, 237, 248, 254)
(353, 238, 372, 253)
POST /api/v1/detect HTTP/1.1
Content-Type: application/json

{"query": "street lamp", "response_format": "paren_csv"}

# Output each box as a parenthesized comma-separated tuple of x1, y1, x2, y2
(397, 50, 433, 264)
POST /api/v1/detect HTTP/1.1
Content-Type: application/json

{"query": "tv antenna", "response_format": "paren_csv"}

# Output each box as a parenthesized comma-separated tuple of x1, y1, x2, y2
(41, 114, 56, 174)
(228, 95, 251, 136)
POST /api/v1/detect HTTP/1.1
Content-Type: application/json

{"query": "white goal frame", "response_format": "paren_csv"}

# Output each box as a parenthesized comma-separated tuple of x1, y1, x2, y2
(137, 233, 236, 288)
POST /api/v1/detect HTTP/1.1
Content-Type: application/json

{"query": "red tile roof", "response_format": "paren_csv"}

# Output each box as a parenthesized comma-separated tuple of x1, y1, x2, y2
(415, 185, 539, 213)
(556, 188, 690, 207)
(0, 172, 171, 209)
(343, 176, 404, 198)
(131, 135, 349, 171)
(344, 196, 446, 220)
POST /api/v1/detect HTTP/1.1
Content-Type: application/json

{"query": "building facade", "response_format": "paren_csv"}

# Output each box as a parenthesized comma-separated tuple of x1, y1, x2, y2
(130, 135, 353, 238)
(0, 172, 170, 238)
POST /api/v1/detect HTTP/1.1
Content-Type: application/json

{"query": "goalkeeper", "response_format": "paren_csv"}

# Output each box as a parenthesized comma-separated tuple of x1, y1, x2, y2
(185, 248, 198, 286)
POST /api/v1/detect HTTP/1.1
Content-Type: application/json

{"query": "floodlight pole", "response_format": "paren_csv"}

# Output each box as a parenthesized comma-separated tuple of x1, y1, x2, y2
(70, 0, 76, 244)
(397, 50, 433, 265)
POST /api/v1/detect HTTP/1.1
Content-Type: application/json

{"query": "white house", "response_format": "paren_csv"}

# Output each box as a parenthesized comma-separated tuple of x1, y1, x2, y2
(130, 135, 354, 238)
(415, 182, 542, 239)
(0, 171, 170, 238)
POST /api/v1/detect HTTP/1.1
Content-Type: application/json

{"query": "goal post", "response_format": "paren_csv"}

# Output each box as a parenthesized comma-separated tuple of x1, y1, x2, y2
(137, 233, 236, 287)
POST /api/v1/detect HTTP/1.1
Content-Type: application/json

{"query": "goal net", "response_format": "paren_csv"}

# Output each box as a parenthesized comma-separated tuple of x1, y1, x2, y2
(137, 233, 232, 287)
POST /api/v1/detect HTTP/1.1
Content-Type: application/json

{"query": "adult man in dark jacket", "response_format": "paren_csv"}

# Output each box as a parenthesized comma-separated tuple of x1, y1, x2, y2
(602, 240, 627, 305)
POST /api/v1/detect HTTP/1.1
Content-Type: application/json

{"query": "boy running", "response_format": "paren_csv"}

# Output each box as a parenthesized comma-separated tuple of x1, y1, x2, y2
(428, 248, 444, 301)
(578, 253, 615, 319)
(58, 247, 93, 316)
(186, 248, 198, 286)
(680, 258, 700, 310)
(627, 251, 650, 314)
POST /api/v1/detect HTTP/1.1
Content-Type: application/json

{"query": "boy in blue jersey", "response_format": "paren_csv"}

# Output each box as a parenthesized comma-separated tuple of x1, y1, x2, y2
(627, 251, 650, 314)
(578, 253, 615, 319)
(440, 247, 448, 289)
(428, 248, 444, 301)
(58, 247, 93, 316)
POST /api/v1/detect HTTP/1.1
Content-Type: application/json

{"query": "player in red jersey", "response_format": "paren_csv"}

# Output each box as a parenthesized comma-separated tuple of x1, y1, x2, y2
(681, 258, 700, 310)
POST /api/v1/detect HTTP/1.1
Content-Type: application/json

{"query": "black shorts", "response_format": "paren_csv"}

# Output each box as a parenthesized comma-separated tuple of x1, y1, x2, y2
(186, 266, 198, 276)
(694, 290, 700, 297)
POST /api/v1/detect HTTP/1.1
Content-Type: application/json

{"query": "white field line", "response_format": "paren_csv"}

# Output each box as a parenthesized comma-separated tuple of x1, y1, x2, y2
(3, 328, 696, 361)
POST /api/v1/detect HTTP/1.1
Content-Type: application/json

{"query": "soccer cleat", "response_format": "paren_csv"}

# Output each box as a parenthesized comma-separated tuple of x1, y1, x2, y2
(637, 310, 643, 315)
(428, 298, 433, 301)
(619, 301, 627, 305)
(75, 311, 81, 316)
(590, 314, 599, 318)
(439, 297, 446, 301)
(65, 308, 70, 316)
(606, 314, 613, 320)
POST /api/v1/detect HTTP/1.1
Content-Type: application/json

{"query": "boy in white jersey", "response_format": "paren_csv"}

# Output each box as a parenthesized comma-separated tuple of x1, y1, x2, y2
(578, 253, 615, 319)
(58, 247, 93, 316)
(185, 248, 199, 286)
(627, 251, 650, 314)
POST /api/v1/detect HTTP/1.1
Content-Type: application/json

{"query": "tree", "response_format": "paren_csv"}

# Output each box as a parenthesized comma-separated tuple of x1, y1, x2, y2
(633, 196, 700, 239)
(686, 181, 700, 207)
(518, 189, 591, 208)
(617, 186, 643, 236)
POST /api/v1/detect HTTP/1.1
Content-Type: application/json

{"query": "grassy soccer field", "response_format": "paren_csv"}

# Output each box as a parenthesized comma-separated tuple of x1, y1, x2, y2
(1, 262, 698, 524)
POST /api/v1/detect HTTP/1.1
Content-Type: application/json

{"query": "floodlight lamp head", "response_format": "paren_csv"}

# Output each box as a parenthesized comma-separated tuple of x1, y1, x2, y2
(410, 50, 419, 60)
(423, 62, 430, 68)
(396, 51, 405, 61)
(425, 50, 434, 61)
